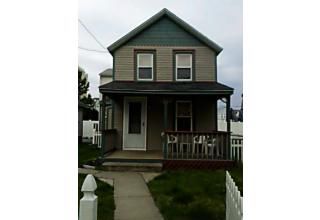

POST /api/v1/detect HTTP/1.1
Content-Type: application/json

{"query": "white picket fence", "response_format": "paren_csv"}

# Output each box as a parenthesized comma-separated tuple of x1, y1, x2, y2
(231, 135, 243, 162)
(226, 171, 243, 220)
(83, 120, 101, 148)
(83, 121, 99, 140)
(92, 132, 101, 148)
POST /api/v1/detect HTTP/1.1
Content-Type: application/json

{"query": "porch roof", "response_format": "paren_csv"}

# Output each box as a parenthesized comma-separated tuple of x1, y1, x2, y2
(99, 81, 233, 95)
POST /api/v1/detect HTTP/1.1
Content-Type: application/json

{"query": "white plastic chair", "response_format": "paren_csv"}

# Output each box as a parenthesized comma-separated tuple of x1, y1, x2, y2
(192, 135, 204, 155)
(203, 136, 218, 157)
(167, 134, 178, 155)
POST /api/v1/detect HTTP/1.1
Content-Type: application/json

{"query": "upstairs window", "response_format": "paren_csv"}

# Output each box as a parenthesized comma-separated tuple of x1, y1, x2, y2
(137, 53, 153, 80)
(176, 54, 192, 81)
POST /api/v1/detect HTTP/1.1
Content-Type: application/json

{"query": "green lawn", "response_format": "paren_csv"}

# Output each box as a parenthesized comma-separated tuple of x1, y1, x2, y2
(148, 166, 243, 220)
(78, 143, 100, 165)
(78, 174, 115, 220)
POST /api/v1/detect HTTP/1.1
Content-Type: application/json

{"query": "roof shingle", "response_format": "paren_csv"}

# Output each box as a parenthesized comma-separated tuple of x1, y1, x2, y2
(99, 81, 233, 95)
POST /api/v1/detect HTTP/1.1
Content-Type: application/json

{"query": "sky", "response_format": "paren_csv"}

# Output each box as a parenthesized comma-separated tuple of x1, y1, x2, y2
(78, 0, 243, 108)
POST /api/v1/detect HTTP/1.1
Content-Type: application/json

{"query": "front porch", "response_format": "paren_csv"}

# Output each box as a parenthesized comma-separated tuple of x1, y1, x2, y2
(99, 81, 236, 168)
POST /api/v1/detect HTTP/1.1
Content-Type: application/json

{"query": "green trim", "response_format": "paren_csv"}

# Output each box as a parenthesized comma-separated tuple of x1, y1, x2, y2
(126, 17, 204, 47)
(107, 8, 222, 54)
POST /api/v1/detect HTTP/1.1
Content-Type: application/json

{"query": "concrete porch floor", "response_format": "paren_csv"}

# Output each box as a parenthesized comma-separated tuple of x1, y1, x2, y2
(105, 150, 164, 160)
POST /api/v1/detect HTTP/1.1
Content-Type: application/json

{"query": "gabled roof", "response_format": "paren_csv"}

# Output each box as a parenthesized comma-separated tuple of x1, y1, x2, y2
(107, 8, 223, 54)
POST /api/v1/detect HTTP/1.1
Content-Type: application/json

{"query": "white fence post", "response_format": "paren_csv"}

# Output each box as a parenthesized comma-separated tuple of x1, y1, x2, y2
(92, 121, 101, 148)
(226, 171, 243, 220)
(79, 174, 98, 220)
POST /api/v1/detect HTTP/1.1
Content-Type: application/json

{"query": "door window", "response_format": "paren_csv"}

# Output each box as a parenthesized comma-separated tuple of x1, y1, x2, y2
(128, 102, 141, 133)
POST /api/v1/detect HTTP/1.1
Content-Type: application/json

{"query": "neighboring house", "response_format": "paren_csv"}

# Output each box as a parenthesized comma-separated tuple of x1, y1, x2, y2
(99, 68, 113, 92)
(99, 68, 113, 129)
(99, 9, 236, 166)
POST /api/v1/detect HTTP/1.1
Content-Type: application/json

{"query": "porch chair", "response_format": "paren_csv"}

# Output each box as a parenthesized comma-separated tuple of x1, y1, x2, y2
(192, 135, 204, 155)
(203, 136, 219, 158)
(167, 134, 178, 156)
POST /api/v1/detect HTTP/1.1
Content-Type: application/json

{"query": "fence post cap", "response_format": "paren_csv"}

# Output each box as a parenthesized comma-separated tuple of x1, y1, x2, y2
(81, 174, 97, 192)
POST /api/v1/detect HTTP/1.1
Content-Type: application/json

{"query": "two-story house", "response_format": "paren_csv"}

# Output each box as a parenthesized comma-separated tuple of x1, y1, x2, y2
(99, 9, 234, 168)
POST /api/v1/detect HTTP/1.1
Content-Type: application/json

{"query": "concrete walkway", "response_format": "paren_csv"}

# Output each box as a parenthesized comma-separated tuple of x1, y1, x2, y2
(79, 168, 163, 220)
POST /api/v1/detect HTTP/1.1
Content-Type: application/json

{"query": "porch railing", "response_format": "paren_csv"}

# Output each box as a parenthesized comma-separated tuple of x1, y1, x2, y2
(92, 131, 101, 148)
(162, 131, 230, 160)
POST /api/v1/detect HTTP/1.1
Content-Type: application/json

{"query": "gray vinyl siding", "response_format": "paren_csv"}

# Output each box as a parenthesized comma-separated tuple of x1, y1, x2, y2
(114, 47, 134, 81)
(195, 48, 217, 81)
(156, 47, 172, 81)
(114, 46, 216, 81)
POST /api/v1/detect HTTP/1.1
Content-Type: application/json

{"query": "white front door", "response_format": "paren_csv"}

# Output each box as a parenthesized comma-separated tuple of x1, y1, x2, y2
(123, 97, 147, 150)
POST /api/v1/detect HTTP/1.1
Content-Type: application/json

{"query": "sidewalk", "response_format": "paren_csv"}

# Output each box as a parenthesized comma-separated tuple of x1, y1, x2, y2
(79, 168, 163, 220)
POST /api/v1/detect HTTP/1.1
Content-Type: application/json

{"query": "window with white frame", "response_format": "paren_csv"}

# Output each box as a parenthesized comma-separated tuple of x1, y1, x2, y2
(176, 54, 192, 81)
(137, 53, 153, 80)
(176, 101, 192, 131)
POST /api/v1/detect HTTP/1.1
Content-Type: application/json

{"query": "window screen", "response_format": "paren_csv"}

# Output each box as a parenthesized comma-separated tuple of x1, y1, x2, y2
(176, 54, 192, 80)
(137, 54, 153, 80)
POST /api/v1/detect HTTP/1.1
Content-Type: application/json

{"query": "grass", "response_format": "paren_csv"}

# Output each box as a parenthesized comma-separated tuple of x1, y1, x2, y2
(78, 142, 100, 165)
(148, 166, 242, 220)
(78, 174, 115, 220)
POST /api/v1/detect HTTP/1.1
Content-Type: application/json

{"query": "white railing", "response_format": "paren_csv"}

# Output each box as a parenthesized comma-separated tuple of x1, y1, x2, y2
(231, 135, 243, 162)
(92, 132, 101, 148)
(226, 171, 243, 220)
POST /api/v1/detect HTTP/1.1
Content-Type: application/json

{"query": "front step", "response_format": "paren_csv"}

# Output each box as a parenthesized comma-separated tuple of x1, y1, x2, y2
(101, 161, 163, 172)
